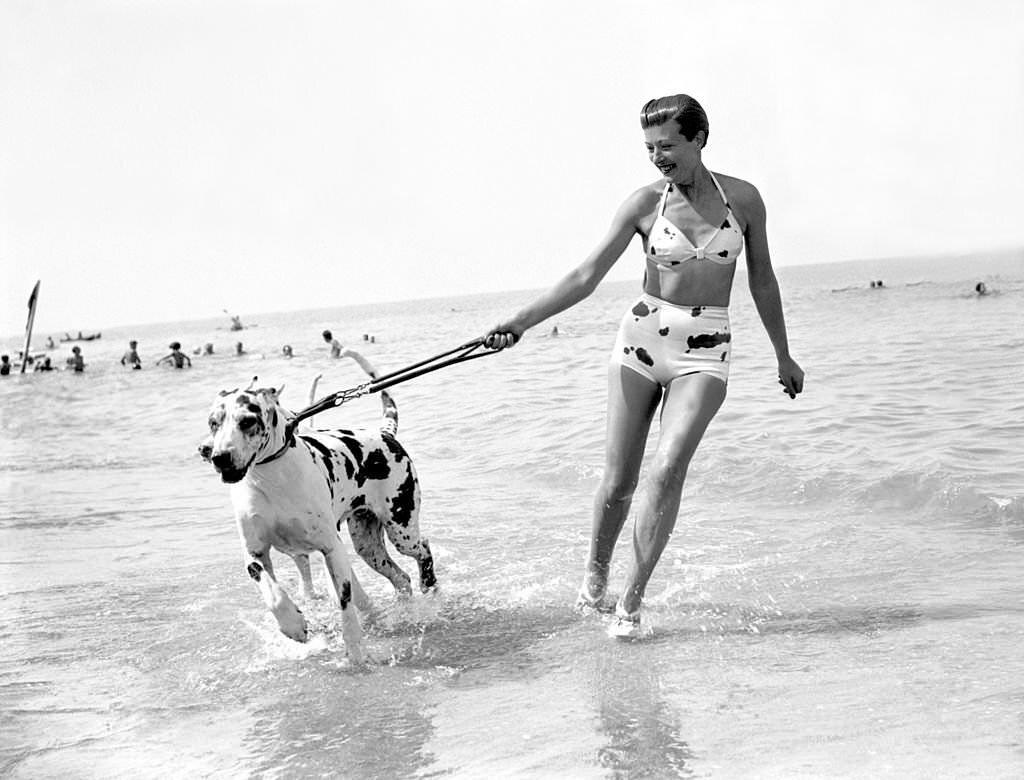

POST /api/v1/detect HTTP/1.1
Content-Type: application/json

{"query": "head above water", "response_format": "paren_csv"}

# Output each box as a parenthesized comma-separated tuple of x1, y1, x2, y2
(640, 94, 709, 149)
(322, 329, 332, 341)
(169, 341, 181, 350)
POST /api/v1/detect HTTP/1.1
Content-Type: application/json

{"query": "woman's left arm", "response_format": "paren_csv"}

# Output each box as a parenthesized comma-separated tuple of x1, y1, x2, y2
(738, 183, 804, 399)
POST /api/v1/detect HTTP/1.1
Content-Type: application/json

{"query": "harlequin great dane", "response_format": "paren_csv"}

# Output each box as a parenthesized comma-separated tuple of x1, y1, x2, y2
(198, 358, 436, 663)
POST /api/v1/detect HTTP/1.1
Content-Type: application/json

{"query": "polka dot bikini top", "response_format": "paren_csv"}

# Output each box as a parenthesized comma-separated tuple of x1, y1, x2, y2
(646, 172, 743, 268)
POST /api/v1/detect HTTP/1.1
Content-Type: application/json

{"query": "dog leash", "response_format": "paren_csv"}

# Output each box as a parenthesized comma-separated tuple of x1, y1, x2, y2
(287, 337, 501, 430)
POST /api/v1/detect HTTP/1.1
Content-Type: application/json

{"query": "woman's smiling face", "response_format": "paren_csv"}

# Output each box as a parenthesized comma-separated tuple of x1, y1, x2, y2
(643, 123, 704, 185)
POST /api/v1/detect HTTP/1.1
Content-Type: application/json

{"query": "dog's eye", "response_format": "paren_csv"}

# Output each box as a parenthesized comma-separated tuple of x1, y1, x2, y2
(208, 419, 220, 431)
(238, 417, 258, 431)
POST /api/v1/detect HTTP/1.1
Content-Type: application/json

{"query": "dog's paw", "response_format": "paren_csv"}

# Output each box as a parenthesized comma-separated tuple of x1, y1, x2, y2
(278, 619, 309, 643)
(270, 597, 309, 642)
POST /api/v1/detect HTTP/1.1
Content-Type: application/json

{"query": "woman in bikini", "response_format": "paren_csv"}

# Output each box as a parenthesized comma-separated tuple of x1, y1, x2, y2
(485, 94, 804, 637)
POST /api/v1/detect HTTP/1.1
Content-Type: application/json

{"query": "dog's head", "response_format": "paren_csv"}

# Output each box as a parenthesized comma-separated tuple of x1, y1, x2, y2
(198, 383, 287, 483)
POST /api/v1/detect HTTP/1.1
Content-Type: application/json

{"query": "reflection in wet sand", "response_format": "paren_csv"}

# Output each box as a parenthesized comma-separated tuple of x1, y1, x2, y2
(590, 648, 694, 777)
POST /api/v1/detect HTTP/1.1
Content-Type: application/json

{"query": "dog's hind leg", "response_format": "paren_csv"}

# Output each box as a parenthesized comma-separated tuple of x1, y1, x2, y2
(381, 500, 437, 592)
(385, 529, 437, 593)
(291, 553, 317, 599)
(246, 552, 308, 642)
(346, 508, 413, 595)
(321, 544, 366, 664)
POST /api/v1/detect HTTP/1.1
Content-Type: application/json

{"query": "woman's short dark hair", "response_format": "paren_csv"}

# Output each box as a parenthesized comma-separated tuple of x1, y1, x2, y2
(640, 94, 709, 148)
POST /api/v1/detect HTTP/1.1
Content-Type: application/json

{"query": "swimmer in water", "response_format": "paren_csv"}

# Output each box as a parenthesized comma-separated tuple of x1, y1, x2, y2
(121, 340, 142, 370)
(322, 329, 343, 358)
(156, 342, 192, 369)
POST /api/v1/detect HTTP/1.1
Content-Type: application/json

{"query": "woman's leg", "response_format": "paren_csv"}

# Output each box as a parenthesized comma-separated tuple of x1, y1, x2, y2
(618, 373, 727, 615)
(581, 365, 662, 602)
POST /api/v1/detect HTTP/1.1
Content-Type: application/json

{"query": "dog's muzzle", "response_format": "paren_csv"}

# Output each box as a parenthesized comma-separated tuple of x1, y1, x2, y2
(203, 447, 252, 483)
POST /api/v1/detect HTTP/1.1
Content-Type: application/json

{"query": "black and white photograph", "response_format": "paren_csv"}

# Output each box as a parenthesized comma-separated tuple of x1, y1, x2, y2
(2, 1, 1023, 777)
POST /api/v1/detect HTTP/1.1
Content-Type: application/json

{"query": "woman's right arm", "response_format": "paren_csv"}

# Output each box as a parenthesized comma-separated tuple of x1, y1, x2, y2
(484, 190, 646, 349)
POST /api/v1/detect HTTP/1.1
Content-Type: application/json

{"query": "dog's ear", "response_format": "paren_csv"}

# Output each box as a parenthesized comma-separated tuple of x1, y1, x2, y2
(275, 384, 285, 399)
(218, 388, 238, 397)
(245, 376, 259, 391)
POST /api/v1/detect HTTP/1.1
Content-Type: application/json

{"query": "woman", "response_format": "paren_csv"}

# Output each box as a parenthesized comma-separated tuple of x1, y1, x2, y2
(484, 94, 804, 637)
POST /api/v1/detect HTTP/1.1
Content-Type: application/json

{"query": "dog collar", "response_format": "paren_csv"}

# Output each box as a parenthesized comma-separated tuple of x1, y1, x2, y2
(255, 425, 296, 466)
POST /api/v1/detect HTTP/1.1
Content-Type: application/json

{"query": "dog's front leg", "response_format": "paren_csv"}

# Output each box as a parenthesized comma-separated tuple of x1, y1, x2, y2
(349, 568, 370, 612)
(321, 545, 366, 663)
(246, 551, 308, 642)
(291, 553, 317, 600)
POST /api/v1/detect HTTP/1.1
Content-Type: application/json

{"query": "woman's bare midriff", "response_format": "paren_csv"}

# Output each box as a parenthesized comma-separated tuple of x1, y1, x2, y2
(642, 257, 737, 308)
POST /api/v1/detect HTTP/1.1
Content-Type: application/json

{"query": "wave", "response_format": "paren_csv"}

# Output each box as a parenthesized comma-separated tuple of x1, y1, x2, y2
(694, 450, 1023, 528)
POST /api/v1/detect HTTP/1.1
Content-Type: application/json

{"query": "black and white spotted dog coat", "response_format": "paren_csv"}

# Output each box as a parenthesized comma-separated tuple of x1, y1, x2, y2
(199, 371, 435, 661)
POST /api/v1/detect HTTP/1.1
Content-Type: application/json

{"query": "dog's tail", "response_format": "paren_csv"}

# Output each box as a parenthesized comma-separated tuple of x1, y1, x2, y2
(341, 349, 399, 436)
(378, 390, 399, 437)
(304, 350, 399, 434)
(307, 374, 323, 408)
(302, 373, 324, 428)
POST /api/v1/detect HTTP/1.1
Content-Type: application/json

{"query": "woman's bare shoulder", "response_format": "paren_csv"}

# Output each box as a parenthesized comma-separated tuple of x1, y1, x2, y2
(711, 172, 765, 227)
(619, 181, 664, 218)
(711, 172, 761, 205)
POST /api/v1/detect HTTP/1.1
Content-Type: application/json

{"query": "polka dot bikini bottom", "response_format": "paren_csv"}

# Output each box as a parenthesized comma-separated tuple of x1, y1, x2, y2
(610, 292, 731, 386)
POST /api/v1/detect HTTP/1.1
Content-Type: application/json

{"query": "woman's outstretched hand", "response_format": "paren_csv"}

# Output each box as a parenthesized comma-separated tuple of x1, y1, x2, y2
(483, 321, 525, 350)
(777, 356, 804, 399)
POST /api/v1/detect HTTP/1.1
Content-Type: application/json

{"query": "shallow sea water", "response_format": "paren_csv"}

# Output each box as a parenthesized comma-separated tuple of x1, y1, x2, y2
(2, 253, 1023, 778)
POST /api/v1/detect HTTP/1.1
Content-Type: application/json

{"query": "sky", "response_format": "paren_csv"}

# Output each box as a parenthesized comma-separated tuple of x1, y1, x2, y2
(2, 0, 1023, 337)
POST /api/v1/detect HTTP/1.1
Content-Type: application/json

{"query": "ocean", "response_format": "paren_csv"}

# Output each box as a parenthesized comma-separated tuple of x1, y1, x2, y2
(1, 252, 1022, 779)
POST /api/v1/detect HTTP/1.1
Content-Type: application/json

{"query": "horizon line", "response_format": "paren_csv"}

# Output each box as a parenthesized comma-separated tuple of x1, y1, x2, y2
(4, 246, 1021, 342)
